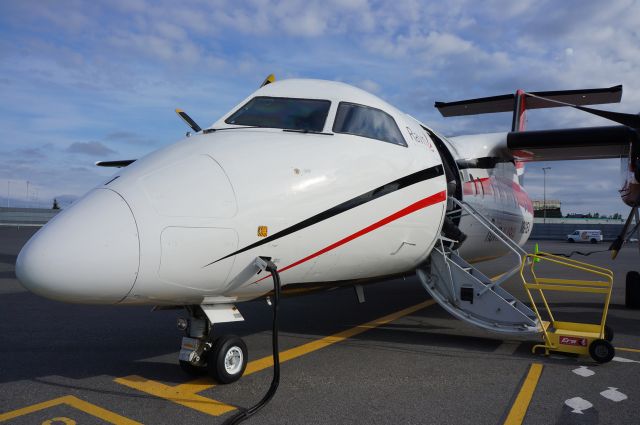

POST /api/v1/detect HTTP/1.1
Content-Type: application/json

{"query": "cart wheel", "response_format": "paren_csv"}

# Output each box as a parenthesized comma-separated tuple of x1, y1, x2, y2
(589, 339, 615, 363)
(626, 271, 640, 309)
(604, 325, 614, 342)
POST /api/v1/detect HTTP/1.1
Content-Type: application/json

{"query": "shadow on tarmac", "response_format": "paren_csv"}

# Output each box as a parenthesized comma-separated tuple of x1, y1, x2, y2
(1, 229, 638, 392)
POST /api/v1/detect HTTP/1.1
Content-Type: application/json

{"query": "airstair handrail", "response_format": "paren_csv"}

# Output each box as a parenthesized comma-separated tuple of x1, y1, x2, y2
(434, 237, 459, 302)
(450, 198, 527, 292)
(451, 198, 527, 256)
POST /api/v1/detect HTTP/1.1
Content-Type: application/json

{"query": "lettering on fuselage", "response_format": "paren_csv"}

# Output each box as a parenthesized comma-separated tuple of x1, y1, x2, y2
(484, 220, 516, 242)
(406, 127, 435, 152)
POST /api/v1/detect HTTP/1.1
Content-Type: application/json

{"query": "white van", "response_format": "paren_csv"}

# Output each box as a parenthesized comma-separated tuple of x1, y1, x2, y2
(567, 230, 603, 244)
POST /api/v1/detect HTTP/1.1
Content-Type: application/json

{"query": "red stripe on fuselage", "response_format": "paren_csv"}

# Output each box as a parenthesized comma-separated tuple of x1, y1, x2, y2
(252, 190, 447, 284)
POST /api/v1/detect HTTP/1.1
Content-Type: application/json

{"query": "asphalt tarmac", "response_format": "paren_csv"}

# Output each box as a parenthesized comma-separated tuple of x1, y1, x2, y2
(1, 226, 639, 424)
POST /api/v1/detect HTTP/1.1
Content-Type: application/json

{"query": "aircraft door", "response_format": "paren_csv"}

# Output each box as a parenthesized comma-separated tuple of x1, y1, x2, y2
(422, 127, 462, 225)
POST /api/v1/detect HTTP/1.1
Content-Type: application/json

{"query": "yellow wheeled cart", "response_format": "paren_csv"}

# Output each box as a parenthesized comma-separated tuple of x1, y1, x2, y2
(520, 251, 615, 363)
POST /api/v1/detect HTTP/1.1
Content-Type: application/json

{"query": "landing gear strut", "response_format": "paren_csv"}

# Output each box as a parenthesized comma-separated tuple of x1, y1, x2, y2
(177, 308, 248, 384)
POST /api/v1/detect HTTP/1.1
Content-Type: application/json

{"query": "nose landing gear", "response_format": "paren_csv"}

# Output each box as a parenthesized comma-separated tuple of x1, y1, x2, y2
(177, 308, 249, 384)
(176, 257, 282, 424)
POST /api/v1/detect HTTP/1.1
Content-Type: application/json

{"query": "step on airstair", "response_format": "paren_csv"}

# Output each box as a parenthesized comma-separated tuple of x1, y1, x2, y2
(416, 198, 541, 335)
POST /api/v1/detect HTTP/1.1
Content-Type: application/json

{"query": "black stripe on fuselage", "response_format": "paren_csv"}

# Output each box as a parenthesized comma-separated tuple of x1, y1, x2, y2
(203, 164, 445, 267)
(456, 157, 513, 170)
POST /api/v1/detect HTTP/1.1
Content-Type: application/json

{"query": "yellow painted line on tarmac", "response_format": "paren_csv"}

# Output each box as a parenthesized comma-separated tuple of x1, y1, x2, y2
(114, 375, 236, 417)
(503, 363, 544, 425)
(241, 298, 437, 378)
(616, 346, 640, 353)
(116, 299, 437, 416)
(0, 395, 142, 424)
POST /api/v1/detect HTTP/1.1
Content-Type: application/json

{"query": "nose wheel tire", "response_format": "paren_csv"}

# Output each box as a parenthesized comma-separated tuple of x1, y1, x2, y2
(589, 339, 615, 363)
(207, 335, 248, 384)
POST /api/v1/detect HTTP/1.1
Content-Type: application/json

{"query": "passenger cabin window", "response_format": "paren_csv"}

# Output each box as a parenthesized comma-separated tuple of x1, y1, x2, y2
(225, 96, 331, 132)
(333, 102, 407, 147)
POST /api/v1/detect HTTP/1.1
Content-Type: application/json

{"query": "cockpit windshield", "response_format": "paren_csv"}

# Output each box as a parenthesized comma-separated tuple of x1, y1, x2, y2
(333, 102, 407, 147)
(225, 96, 331, 132)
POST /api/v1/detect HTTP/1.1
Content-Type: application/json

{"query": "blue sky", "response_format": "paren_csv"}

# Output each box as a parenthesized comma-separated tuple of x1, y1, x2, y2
(1, 0, 639, 215)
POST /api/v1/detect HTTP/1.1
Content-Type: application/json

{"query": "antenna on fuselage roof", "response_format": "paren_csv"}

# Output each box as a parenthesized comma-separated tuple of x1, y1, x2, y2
(260, 74, 276, 87)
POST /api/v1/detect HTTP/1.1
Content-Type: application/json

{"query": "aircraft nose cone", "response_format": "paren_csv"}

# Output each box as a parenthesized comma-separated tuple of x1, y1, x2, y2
(16, 189, 139, 304)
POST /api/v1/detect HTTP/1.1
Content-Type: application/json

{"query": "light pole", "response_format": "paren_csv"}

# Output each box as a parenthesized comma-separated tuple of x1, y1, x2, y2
(542, 167, 551, 223)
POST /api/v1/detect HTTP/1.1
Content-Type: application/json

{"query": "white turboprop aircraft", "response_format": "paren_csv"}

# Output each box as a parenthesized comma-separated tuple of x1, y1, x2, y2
(15, 76, 640, 385)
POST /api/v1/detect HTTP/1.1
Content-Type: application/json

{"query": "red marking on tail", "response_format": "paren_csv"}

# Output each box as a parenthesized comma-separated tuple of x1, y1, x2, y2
(516, 89, 527, 132)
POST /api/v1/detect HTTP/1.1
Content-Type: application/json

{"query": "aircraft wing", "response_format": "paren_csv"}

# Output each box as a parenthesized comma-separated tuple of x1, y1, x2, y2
(506, 125, 636, 162)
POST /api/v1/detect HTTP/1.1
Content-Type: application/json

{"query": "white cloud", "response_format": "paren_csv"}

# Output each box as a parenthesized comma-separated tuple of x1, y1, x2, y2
(357, 79, 380, 93)
(111, 0, 148, 13)
(2, 0, 640, 215)
(424, 31, 473, 57)
(66, 142, 117, 156)
(155, 21, 189, 41)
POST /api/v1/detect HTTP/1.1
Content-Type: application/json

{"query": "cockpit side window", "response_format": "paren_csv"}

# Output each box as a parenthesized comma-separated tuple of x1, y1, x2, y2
(225, 96, 331, 132)
(332, 102, 407, 147)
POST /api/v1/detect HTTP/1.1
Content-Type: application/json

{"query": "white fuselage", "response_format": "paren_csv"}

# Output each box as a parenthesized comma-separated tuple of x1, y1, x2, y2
(15, 79, 532, 305)
(450, 133, 533, 261)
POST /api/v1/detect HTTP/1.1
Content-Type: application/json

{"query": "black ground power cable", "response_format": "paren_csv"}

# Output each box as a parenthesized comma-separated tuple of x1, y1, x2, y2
(224, 258, 281, 425)
(548, 248, 610, 258)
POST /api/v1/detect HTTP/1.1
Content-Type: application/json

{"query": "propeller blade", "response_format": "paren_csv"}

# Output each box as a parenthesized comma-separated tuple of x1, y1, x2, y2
(609, 205, 638, 259)
(175, 108, 202, 133)
(260, 74, 275, 87)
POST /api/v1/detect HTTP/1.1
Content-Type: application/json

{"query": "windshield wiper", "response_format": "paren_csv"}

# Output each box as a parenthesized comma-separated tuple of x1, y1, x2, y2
(204, 126, 264, 133)
(204, 126, 334, 135)
(283, 129, 333, 135)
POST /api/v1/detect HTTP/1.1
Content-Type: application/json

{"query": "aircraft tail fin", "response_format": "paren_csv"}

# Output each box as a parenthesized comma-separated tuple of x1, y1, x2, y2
(512, 89, 527, 183)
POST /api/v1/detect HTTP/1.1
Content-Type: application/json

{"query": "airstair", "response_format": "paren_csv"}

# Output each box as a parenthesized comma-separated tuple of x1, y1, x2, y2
(416, 198, 541, 335)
